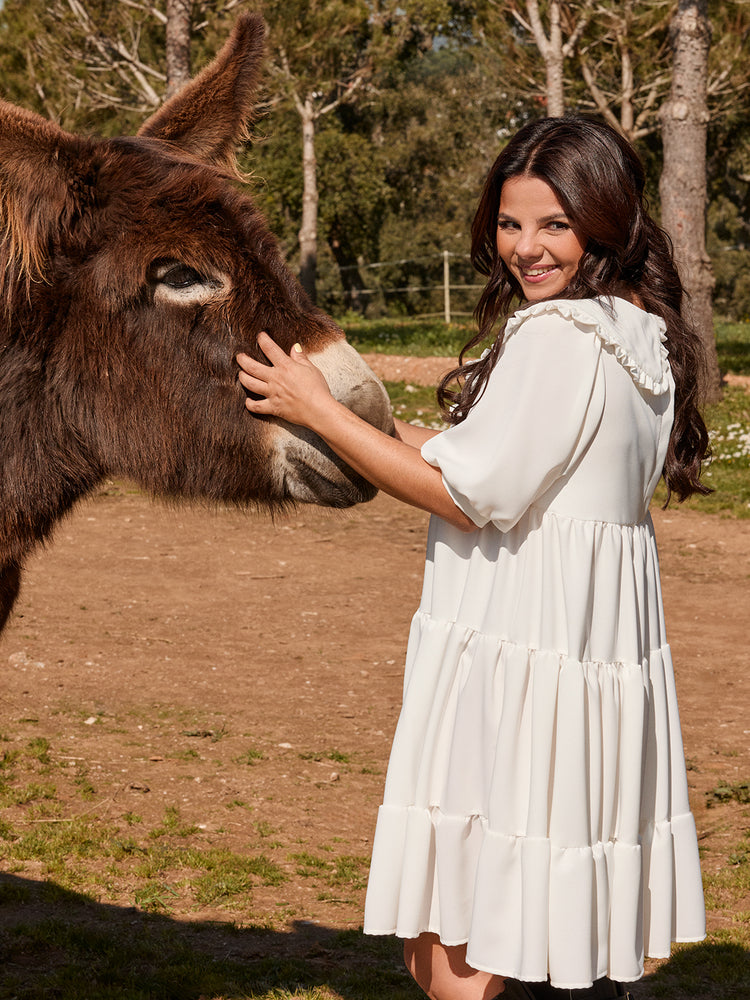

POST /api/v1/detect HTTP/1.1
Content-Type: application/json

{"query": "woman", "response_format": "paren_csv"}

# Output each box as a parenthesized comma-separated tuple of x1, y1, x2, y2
(237, 116, 709, 999)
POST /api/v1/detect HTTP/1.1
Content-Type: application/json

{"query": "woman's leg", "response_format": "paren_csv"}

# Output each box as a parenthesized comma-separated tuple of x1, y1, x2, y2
(404, 933, 505, 1000)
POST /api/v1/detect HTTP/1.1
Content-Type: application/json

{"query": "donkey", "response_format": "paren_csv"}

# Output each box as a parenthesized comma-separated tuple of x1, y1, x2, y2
(0, 14, 393, 634)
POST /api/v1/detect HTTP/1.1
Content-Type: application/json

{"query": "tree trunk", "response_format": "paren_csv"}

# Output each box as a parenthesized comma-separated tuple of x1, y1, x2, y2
(165, 0, 192, 99)
(525, 0, 566, 116)
(544, 1, 565, 116)
(659, 0, 720, 400)
(298, 96, 318, 303)
(328, 231, 367, 315)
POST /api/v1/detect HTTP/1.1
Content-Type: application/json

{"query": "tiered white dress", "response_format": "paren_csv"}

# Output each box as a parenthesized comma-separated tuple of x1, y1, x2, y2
(363, 297, 706, 989)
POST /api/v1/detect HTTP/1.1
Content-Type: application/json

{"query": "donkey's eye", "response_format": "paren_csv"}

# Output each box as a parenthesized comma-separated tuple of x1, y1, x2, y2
(148, 258, 226, 306)
(161, 263, 203, 289)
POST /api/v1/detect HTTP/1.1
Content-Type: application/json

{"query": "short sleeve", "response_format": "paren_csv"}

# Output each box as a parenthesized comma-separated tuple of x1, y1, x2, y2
(421, 308, 604, 531)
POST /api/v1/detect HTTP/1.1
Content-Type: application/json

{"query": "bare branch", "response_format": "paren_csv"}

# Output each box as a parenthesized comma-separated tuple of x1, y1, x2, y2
(524, 0, 552, 58)
(118, 0, 167, 25)
(561, 0, 596, 58)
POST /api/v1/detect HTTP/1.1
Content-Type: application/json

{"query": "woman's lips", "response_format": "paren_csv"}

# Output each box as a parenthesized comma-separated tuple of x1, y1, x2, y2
(518, 265, 559, 283)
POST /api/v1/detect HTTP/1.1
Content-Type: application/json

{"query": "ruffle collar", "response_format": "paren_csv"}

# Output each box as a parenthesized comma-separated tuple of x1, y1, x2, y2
(505, 296, 671, 395)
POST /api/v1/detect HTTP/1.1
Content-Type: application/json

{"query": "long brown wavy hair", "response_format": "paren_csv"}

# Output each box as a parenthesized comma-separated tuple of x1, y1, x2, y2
(438, 116, 711, 503)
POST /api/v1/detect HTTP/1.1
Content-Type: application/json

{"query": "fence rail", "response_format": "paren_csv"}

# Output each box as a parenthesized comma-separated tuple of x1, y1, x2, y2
(331, 250, 484, 322)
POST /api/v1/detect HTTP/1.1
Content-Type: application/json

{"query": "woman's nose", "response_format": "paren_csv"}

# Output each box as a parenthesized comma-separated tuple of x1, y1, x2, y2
(515, 228, 542, 259)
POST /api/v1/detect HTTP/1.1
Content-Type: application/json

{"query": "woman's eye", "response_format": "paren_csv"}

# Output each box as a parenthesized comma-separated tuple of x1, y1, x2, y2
(497, 220, 518, 231)
(548, 221, 570, 232)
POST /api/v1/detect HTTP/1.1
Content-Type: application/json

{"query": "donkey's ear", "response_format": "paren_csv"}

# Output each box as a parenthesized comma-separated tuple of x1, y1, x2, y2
(137, 13, 266, 172)
(0, 100, 95, 290)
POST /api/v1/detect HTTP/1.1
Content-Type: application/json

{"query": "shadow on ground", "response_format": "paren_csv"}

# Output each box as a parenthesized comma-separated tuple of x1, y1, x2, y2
(0, 873, 748, 1000)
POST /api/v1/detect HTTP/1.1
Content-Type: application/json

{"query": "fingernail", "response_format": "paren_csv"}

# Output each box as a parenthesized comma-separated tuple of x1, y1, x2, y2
(293, 343, 303, 353)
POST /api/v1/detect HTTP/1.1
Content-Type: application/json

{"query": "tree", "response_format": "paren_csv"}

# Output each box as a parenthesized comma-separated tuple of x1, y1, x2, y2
(241, 0, 386, 302)
(575, 0, 672, 142)
(244, 0, 475, 302)
(478, 0, 594, 116)
(165, 0, 192, 97)
(659, 0, 720, 399)
(0, 0, 248, 134)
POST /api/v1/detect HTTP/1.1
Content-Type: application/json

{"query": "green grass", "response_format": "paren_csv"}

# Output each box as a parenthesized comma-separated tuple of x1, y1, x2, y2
(386, 381, 447, 430)
(0, 892, 422, 1000)
(652, 383, 750, 516)
(706, 781, 750, 808)
(340, 315, 479, 358)
(289, 851, 369, 894)
(716, 317, 750, 375)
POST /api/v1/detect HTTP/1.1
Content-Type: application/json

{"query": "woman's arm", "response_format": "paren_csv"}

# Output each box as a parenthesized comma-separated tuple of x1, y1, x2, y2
(393, 418, 442, 447)
(237, 334, 475, 531)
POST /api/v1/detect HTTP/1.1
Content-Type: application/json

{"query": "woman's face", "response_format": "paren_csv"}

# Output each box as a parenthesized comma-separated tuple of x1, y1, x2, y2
(496, 175, 586, 302)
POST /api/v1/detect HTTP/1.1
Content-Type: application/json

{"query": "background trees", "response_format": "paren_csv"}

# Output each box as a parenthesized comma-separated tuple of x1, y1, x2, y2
(0, 0, 748, 342)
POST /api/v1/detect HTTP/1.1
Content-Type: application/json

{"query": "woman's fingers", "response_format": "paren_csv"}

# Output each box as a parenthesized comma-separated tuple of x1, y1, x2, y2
(237, 370, 269, 393)
(257, 330, 296, 365)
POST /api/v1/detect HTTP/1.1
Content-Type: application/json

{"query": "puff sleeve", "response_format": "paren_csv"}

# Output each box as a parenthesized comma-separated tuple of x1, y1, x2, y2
(421, 306, 605, 531)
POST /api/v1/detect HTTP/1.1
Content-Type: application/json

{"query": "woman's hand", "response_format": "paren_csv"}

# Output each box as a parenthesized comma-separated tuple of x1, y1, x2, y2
(237, 332, 334, 429)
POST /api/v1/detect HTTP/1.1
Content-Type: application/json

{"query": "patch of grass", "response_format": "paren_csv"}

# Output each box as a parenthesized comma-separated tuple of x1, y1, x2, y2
(654, 382, 750, 516)
(227, 798, 251, 810)
(340, 315, 478, 357)
(0, 903, 422, 1000)
(0, 816, 16, 840)
(148, 805, 199, 839)
(4, 781, 57, 806)
(192, 867, 251, 906)
(3, 817, 118, 868)
(181, 723, 228, 742)
(716, 317, 750, 375)
(73, 765, 96, 801)
(0, 746, 21, 771)
(385, 380, 446, 430)
(706, 781, 750, 808)
(234, 747, 265, 765)
(647, 937, 750, 996)
(298, 749, 350, 765)
(291, 851, 329, 877)
(26, 736, 51, 765)
(133, 881, 180, 912)
(289, 851, 369, 892)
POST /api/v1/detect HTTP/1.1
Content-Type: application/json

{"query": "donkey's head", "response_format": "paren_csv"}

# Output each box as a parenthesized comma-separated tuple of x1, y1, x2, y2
(0, 14, 393, 631)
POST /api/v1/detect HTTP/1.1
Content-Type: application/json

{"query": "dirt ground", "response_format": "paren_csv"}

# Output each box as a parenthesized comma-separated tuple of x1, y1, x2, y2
(1, 356, 749, 992)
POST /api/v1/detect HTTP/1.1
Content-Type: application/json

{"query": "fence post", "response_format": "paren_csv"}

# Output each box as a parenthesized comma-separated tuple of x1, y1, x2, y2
(443, 250, 451, 324)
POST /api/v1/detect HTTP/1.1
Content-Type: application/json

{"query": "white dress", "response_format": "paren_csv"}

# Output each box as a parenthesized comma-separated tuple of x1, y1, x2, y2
(363, 297, 706, 989)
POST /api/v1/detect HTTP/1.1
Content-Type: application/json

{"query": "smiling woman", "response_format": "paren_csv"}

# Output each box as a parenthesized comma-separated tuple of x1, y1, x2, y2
(236, 114, 712, 1000)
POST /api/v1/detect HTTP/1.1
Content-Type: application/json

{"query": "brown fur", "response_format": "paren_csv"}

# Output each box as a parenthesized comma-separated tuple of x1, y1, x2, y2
(0, 15, 388, 633)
